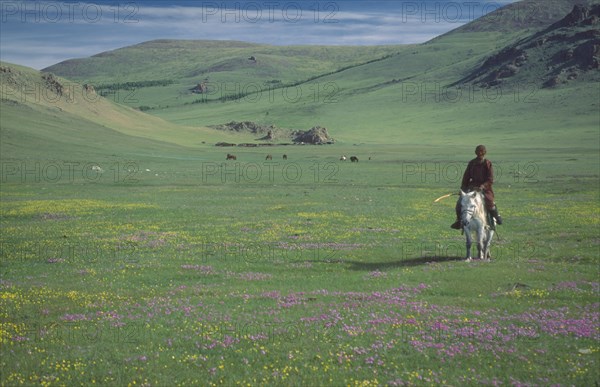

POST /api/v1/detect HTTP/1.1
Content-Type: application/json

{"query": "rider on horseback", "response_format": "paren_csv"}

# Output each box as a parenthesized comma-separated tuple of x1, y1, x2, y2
(451, 145, 503, 229)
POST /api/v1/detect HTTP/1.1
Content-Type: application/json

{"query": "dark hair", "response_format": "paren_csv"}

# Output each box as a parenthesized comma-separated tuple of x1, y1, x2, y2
(475, 145, 487, 154)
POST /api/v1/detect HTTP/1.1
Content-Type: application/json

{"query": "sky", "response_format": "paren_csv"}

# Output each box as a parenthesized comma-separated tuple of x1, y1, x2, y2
(1, 0, 517, 70)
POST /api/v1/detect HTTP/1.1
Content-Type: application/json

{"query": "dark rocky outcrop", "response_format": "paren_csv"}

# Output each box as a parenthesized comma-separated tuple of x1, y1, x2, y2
(211, 122, 335, 146)
(209, 121, 276, 135)
(454, 4, 600, 89)
(42, 73, 64, 96)
(292, 126, 334, 145)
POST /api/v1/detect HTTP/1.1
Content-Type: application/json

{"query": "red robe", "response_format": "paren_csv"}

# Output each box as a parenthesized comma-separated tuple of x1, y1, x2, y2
(461, 157, 495, 209)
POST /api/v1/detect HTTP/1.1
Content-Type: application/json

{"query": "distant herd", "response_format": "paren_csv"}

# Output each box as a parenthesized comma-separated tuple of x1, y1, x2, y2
(264, 154, 287, 160)
(226, 153, 365, 162)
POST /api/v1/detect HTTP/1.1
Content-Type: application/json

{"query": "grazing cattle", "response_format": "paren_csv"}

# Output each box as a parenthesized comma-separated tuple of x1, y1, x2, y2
(226, 153, 237, 160)
(350, 156, 359, 163)
(283, 154, 288, 160)
(340, 156, 347, 161)
(266, 154, 273, 161)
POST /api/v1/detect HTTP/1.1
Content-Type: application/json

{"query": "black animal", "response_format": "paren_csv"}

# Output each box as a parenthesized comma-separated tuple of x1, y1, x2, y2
(266, 154, 272, 161)
(350, 156, 359, 163)
(283, 154, 288, 160)
(226, 153, 237, 160)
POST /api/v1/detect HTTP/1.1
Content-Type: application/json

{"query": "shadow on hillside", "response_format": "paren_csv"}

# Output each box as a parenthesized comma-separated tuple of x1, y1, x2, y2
(344, 256, 465, 271)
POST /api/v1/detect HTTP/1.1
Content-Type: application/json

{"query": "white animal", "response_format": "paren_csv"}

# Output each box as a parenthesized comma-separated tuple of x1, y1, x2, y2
(460, 190, 495, 261)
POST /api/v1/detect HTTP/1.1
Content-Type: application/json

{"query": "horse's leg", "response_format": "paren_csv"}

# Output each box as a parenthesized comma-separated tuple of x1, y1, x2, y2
(477, 227, 485, 260)
(484, 230, 494, 260)
(464, 228, 472, 260)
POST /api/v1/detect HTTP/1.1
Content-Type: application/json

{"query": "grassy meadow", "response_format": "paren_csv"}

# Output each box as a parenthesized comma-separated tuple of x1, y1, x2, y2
(1, 132, 598, 385)
(1, 1, 600, 384)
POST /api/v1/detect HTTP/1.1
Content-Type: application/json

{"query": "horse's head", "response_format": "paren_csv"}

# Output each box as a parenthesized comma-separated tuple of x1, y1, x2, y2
(460, 190, 483, 226)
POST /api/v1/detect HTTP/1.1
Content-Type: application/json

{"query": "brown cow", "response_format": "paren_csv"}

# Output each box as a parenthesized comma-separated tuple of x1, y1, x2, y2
(266, 154, 272, 161)
(226, 153, 237, 160)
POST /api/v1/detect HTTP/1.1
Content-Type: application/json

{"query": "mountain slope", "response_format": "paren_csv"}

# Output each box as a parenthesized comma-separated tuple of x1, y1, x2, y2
(146, 1, 599, 146)
(44, 40, 403, 84)
(454, 4, 600, 88)
(42, 0, 600, 115)
(7, 0, 599, 149)
(449, 0, 599, 33)
(43, 41, 405, 110)
(324, 0, 600, 94)
(0, 62, 252, 159)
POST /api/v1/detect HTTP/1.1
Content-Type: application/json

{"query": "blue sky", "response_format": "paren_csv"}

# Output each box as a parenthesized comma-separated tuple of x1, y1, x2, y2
(1, 1, 517, 69)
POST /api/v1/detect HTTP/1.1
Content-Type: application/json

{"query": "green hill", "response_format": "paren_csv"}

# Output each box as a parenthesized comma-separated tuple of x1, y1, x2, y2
(4, 0, 599, 152)
(44, 40, 403, 84)
(44, 40, 404, 111)
(144, 1, 599, 148)
(455, 4, 600, 88)
(0, 62, 256, 160)
(449, 0, 598, 33)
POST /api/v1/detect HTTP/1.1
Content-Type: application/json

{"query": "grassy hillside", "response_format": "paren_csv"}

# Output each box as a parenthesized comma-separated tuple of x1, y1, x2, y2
(0, 61, 259, 160)
(44, 41, 405, 110)
(456, 4, 600, 88)
(45, 40, 403, 83)
(149, 28, 598, 148)
(449, 0, 600, 33)
(3, 0, 599, 157)
(37, 1, 599, 151)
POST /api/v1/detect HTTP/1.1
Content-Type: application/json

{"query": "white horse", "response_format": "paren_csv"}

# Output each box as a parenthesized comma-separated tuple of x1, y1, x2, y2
(460, 190, 495, 261)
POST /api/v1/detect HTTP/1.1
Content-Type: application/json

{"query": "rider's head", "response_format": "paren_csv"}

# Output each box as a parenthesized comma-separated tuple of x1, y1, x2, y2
(475, 145, 487, 159)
